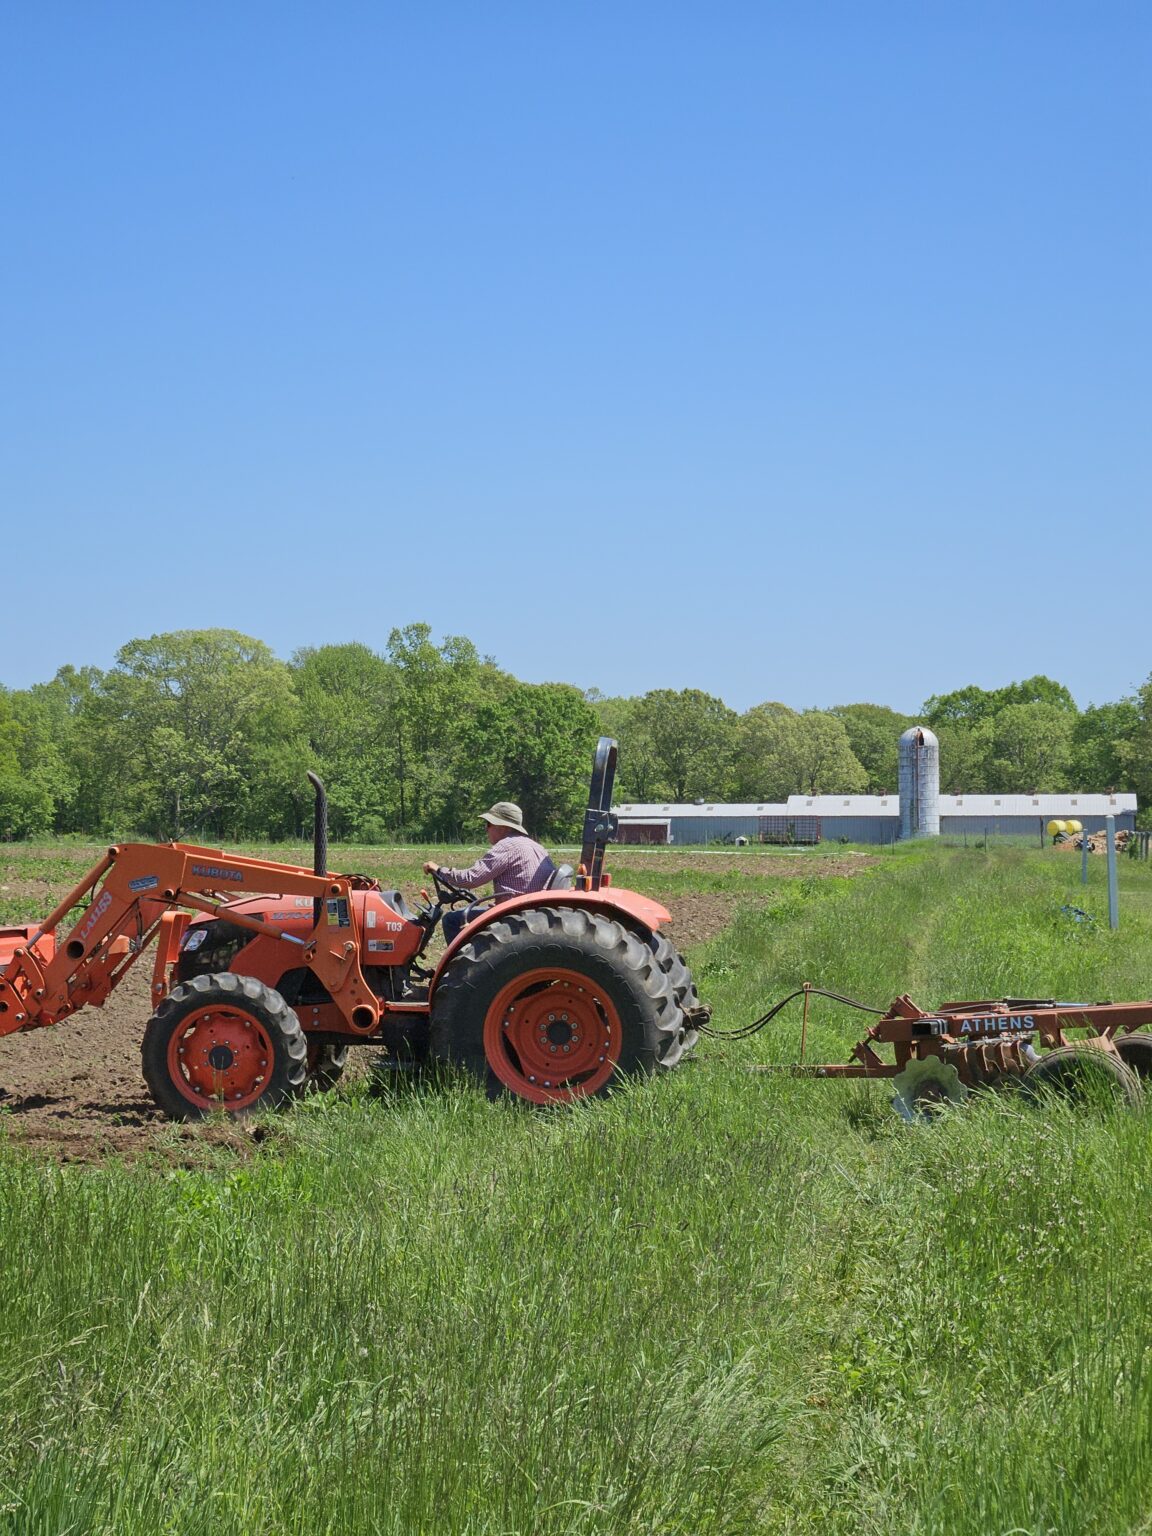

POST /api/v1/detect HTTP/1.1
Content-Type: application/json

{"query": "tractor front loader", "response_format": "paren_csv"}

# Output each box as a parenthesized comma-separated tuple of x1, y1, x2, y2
(0, 739, 709, 1120)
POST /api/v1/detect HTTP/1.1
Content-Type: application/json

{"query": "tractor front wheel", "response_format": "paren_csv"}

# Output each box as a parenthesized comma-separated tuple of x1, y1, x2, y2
(430, 907, 680, 1105)
(142, 973, 308, 1121)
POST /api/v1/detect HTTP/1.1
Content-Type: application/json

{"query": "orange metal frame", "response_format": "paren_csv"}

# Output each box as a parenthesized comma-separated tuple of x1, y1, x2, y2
(0, 841, 674, 1047)
(0, 842, 383, 1037)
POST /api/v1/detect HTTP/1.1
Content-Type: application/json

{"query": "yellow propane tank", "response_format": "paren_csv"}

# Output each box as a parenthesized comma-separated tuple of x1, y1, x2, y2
(1065, 819, 1083, 834)
(1047, 820, 1066, 837)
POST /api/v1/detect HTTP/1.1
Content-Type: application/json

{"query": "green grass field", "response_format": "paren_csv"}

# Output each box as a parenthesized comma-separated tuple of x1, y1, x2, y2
(1, 842, 1151, 1533)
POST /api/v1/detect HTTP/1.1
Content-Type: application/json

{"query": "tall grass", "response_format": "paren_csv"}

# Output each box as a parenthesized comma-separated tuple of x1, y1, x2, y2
(1, 844, 1151, 1532)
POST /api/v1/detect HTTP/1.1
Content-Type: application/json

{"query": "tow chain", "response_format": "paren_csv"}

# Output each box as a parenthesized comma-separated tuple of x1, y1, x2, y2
(696, 985, 887, 1042)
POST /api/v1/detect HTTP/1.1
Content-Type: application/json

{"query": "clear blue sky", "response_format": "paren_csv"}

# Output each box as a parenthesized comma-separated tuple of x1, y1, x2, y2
(2, 2, 1148, 714)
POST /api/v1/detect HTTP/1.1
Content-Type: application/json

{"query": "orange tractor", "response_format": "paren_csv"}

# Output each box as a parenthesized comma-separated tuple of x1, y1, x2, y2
(0, 739, 707, 1118)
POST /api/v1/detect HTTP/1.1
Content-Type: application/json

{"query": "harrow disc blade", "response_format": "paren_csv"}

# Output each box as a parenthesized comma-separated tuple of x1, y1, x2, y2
(891, 1057, 967, 1123)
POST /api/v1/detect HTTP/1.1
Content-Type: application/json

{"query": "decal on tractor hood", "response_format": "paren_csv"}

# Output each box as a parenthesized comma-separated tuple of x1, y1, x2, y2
(128, 874, 159, 894)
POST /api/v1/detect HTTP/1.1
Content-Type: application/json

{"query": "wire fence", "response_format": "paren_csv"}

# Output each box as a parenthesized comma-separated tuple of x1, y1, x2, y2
(936, 830, 1049, 850)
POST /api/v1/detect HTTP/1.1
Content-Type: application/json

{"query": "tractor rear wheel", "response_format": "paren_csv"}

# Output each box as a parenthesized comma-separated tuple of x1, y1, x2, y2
(645, 931, 703, 1061)
(305, 1041, 350, 1093)
(142, 973, 308, 1121)
(430, 907, 681, 1104)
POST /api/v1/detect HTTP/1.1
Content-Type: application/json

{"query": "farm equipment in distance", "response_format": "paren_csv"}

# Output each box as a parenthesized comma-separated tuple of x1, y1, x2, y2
(0, 739, 708, 1120)
(779, 986, 1152, 1116)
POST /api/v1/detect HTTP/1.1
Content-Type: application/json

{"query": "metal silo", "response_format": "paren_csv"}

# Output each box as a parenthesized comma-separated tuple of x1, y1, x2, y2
(899, 726, 940, 839)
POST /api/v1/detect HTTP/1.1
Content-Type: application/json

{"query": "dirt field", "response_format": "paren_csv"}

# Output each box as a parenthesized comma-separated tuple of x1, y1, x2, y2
(0, 847, 875, 1162)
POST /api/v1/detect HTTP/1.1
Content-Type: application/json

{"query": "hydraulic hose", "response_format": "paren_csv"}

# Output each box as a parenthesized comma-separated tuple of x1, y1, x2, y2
(697, 986, 887, 1042)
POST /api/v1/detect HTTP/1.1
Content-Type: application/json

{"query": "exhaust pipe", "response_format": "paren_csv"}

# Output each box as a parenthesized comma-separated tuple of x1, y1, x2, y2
(307, 771, 328, 927)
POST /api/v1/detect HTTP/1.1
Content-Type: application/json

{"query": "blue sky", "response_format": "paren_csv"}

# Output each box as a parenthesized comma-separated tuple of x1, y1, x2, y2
(2, 2, 1148, 713)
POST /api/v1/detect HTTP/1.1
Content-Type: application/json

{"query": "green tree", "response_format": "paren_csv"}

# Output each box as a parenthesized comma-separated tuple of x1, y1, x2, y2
(1117, 676, 1152, 809)
(386, 625, 511, 836)
(980, 702, 1074, 792)
(292, 643, 399, 839)
(631, 690, 737, 801)
(0, 688, 54, 838)
(1068, 699, 1139, 791)
(733, 705, 867, 798)
(468, 683, 599, 839)
(828, 703, 913, 792)
(731, 703, 800, 800)
(935, 724, 989, 794)
(786, 712, 868, 796)
(924, 675, 1076, 728)
(588, 695, 663, 802)
(96, 630, 303, 839)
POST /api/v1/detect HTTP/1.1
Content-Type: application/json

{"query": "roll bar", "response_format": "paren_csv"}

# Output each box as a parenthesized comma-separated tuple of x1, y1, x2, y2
(578, 737, 619, 891)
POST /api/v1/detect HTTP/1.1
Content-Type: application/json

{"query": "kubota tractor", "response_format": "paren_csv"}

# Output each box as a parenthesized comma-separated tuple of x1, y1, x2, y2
(0, 739, 708, 1118)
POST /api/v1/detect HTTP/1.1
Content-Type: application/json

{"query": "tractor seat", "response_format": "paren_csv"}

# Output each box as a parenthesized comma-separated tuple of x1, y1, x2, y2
(545, 864, 575, 891)
(380, 890, 417, 921)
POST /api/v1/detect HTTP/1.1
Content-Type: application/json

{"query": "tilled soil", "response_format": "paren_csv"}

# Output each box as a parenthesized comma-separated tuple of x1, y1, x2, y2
(0, 854, 874, 1162)
(661, 891, 766, 948)
(0, 964, 259, 1164)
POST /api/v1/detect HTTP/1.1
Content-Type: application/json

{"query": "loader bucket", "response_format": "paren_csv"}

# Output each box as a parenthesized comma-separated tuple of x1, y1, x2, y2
(0, 926, 55, 972)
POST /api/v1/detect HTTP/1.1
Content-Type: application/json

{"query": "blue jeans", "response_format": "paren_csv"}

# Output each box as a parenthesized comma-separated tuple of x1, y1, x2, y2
(442, 902, 490, 947)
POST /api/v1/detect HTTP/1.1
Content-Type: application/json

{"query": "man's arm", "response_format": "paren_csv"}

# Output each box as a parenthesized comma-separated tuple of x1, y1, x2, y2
(422, 845, 506, 889)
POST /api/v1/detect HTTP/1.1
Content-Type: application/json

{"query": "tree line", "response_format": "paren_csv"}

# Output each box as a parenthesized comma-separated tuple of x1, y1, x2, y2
(0, 627, 1148, 842)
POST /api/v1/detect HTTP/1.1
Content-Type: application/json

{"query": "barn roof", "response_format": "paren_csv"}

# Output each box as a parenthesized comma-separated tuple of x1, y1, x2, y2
(614, 793, 1137, 819)
(932, 793, 1137, 816)
(615, 803, 790, 818)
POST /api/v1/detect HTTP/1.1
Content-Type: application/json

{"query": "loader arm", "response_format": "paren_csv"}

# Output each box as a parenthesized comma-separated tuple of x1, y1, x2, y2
(0, 843, 383, 1037)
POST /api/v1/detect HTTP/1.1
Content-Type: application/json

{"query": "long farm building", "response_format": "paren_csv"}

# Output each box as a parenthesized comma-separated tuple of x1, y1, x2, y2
(613, 793, 1138, 847)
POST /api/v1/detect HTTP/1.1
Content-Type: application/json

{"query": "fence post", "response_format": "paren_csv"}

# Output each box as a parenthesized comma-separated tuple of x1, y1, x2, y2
(1106, 815, 1119, 930)
(1082, 826, 1090, 886)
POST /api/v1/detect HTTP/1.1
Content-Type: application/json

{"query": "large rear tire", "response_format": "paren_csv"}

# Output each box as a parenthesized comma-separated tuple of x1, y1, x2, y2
(430, 907, 681, 1104)
(645, 930, 703, 1060)
(142, 973, 308, 1121)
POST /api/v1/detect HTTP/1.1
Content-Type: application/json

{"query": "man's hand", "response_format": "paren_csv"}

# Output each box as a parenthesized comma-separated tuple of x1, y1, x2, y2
(422, 860, 439, 876)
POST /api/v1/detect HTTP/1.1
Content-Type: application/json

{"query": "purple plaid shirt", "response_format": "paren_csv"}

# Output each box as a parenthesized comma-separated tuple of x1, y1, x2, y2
(438, 835, 556, 900)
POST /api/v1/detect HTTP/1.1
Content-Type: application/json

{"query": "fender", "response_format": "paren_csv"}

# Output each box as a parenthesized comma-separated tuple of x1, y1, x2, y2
(430, 888, 672, 999)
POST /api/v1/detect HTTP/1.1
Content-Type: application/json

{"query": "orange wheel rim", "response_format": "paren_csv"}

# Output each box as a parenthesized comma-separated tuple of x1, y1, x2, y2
(166, 1004, 275, 1109)
(482, 967, 622, 1104)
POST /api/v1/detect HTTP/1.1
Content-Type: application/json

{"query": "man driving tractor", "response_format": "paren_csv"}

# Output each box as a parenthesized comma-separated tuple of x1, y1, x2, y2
(424, 801, 558, 943)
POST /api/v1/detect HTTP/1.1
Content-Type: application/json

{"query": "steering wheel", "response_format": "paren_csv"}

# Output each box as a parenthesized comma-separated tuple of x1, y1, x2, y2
(431, 869, 475, 905)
